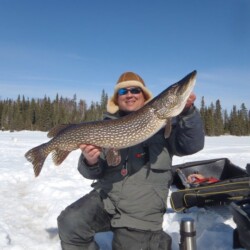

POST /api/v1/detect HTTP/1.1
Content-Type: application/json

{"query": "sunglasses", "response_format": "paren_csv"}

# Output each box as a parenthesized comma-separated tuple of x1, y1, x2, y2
(117, 87, 142, 96)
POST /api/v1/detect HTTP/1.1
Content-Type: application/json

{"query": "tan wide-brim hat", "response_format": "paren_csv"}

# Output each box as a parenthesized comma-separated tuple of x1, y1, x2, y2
(107, 72, 153, 114)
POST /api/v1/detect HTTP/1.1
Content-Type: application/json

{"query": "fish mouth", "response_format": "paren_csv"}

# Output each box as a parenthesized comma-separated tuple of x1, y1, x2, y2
(176, 70, 197, 96)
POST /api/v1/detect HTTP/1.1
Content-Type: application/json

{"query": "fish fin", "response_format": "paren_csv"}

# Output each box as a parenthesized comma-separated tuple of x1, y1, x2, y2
(47, 124, 74, 138)
(105, 148, 121, 166)
(52, 150, 71, 166)
(25, 143, 49, 177)
(164, 118, 172, 138)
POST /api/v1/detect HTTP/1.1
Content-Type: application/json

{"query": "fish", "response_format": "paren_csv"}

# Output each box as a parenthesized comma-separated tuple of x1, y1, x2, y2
(25, 70, 197, 177)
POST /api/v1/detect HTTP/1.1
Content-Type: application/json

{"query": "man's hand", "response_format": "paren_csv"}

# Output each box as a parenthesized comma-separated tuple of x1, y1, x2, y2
(185, 92, 196, 109)
(180, 92, 196, 114)
(79, 144, 101, 166)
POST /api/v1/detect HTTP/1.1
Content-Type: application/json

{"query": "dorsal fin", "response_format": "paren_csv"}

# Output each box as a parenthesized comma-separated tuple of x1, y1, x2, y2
(47, 124, 73, 138)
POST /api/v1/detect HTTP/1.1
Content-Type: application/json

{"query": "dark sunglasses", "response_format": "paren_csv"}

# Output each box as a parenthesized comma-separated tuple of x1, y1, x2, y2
(117, 87, 142, 96)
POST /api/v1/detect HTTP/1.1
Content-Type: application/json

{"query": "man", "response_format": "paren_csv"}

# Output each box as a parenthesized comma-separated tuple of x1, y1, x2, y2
(57, 72, 205, 250)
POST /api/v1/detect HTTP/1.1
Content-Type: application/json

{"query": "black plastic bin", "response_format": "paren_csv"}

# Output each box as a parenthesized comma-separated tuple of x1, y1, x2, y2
(230, 199, 250, 249)
(170, 158, 250, 212)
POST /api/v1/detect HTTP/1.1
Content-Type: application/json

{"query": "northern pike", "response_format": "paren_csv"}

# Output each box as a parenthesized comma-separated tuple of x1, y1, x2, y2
(25, 70, 197, 177)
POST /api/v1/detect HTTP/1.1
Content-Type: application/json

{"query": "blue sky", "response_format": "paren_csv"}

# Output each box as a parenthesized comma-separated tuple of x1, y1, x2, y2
(0, 0, 249, 111)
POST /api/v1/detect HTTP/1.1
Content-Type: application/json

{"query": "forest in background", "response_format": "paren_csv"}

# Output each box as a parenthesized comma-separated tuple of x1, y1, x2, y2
(0, 91, 249, 136)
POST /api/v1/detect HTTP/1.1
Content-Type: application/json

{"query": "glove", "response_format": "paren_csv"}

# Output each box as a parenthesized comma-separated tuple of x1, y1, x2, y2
(180, 92, 196, 115)
(184, 92, 196, 109)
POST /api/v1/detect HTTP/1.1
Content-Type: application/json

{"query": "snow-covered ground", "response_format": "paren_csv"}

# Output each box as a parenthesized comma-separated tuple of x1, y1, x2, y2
(0, 131, 249, 250)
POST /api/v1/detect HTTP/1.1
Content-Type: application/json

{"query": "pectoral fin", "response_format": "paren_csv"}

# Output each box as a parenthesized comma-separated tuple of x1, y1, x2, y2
(164, 118, 172, 138)
(105, 148, 121, 166)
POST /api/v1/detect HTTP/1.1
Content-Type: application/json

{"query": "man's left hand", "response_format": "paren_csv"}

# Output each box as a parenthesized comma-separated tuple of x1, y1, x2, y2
(184, 92, 196, 110)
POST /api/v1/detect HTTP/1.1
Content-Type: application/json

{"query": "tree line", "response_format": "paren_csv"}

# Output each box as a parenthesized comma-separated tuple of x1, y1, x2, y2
(200, 97, 250, 136)
(0, 91, 108, 132)
(0, 93, 249, 136)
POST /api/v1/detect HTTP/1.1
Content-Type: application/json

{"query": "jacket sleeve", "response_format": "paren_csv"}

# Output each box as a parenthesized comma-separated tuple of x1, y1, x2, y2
(167, 105, 205, 156)
(77, 154, 106, 179)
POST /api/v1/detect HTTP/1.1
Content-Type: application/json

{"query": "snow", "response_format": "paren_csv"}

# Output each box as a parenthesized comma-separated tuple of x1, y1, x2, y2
(0, 131, 249, 250)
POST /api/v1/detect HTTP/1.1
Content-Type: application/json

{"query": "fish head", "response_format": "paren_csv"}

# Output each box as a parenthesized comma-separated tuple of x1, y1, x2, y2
(173, 70, 196, 99)
(153, 70, 197, 119)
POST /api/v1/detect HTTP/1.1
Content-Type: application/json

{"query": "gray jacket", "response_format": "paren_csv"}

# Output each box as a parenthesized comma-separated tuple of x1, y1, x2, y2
(78, 106, 204, 231)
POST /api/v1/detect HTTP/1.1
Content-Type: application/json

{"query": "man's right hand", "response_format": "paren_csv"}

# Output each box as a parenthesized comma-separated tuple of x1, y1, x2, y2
(79, 144, 101, 166)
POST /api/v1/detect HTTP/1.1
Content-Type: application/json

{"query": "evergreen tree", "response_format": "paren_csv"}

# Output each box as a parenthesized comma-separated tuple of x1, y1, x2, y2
(12, 98, 24, 131)
(29, 98, 37, 130)
(0, 100, 4, 130)
(214, 100, 224, 135)
(22, 96, 31, 129)
(100, 89, 108, 111)
(200, 96, 206, 126)
(77, 99, 87, 122)
(229, 105, 240, 135)
(238, 103, 249, 135)
(205, 103, 215, 136)
(1, 100, 11, 130)
(52, 93, 61, 126)
(69, 94, 78, 123)
(223, 110, 230, 134)
(248, 110, 250, 134)
(39, 96, 53, 131)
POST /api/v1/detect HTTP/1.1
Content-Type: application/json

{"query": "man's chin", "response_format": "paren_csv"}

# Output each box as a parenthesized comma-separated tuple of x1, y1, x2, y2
(123, 106, 140, 112)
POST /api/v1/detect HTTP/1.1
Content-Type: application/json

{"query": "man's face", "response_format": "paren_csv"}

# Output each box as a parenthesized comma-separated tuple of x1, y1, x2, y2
(117, 87, 145, 112)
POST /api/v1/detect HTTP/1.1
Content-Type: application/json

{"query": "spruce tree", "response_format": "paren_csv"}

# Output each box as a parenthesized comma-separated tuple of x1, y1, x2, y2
(229, 105, 240, 135)
(238, 103, 248, 135)
(214, 100, 224, 135)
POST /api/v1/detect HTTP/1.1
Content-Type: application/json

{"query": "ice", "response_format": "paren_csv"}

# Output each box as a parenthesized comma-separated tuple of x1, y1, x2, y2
(0, 131, 249, 249)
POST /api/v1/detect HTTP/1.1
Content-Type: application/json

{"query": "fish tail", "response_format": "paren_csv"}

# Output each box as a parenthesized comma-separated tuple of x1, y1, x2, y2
(25, 143, 50, 177)
(52, 149, 71, 166)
